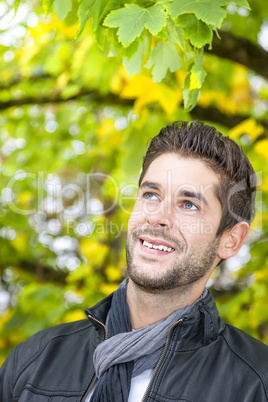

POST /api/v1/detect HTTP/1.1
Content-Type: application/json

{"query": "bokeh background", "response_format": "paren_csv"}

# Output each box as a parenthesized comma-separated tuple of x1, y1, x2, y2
(0, 0, 268, 364)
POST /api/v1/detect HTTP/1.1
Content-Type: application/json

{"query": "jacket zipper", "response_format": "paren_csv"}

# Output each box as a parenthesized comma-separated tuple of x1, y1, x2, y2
(82, 316, 183, 402)
(82, 315, 108, 402)
(141, 318, 183, 402)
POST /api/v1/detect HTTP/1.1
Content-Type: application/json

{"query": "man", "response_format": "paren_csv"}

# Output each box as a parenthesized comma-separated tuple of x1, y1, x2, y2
(1, 121, 268, 402)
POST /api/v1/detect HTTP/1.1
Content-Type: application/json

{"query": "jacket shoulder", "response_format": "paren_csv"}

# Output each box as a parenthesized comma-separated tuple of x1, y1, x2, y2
(10, 293, 113, 381)
(222, 323, 268, 384)
(14, 319, 92, 373)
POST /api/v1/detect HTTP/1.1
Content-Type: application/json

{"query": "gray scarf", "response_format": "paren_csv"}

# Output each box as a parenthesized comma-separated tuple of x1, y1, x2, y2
(91, 279, 207, 401)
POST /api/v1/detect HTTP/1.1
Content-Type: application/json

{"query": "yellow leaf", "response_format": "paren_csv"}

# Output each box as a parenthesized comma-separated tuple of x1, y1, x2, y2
(56, 72, 70, 90)
(250, 211, 263, 232)
(156, 84, 182, 116)
(121, 75, 153, 98)
(121, 74, 181, 115)
(0, 69, 13, 82)
(18, 191, 34, 206)
(97, 119, 122, 148)
(8, 333, 21, 344)
(258, 175, 268, 193)
(254, 138, 268, 160)
(58, 22, 78, 39)
(66, 264, 92, 283)
(110, 66, 128, 94)
(105, 265, 122, 281)
(30, 15, 78, 40)
(72, 37, 93, 72)
(176, 69, 187, 86)
(17, 45, 40, 75)
(80, 239, 108, 265)
(255, 269, 268, 280)
(229, 118, 264, 140)
(198, 90, 237, 114)
(262, 211, 268, 222)
(134, 108, 149, 129)
(97, 119, 115, 138)
(62, 310, 85, 323)
(0, 309, 13, 332)
(232, 64, 248, 86)
(11, 233, 27, 252)
(231, 86, 251, 107)
(100, 283, 118, 296)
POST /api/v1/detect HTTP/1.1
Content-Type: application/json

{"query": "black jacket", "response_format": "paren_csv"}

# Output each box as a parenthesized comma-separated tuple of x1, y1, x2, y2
(1, 290, 268, 402)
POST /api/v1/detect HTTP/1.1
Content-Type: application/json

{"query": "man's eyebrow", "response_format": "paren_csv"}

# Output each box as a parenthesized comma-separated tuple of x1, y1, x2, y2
(179, 190, 208, 207)
(140, 181, 162, 191)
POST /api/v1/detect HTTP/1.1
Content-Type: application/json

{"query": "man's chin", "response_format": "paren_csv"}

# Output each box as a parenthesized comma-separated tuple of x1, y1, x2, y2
(128, 275, 167, 293)
(127, 266, 180, 293)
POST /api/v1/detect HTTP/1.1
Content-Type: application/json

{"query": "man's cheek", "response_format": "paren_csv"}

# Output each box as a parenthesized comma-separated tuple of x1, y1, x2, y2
(127, 217, 139, 232)
(131, 200, 144, 215)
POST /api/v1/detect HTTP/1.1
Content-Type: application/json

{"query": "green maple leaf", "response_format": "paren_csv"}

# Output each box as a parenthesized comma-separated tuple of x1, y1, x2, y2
(76, 0, 94, 39)
(94, 26, 106, 50)
(91, 0, 120, 31)
(170, 0, 250, 28)
(76, 0, 121, 39)
(231, 0, 250, 7)
(145, 41, 181, 82)
(170, 0, 228, 28)
(176, 14, 213, 48)
(156, 0, 173, 8)
(123, 42, 144, 76)
(104, 4, 167, 47)
(42, 0, 54, 17)
(190, 52, 207, 89)
(54, 0, 72, 21)
(182, 73, 200, 110)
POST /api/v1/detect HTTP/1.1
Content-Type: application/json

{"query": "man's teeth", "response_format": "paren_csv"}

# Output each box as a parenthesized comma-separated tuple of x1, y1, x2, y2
(143, 240, 174, 252)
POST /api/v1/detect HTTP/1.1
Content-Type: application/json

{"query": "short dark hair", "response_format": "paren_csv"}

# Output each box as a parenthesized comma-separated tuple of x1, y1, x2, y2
(139, 121, 256, 237)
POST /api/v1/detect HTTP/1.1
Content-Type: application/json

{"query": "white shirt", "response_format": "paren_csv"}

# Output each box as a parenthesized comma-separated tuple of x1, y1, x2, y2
(85, 369, 153, 402)
(128, 369, 153, 402)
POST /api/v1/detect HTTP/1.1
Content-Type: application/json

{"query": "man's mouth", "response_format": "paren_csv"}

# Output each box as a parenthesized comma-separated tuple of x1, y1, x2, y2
(139, 237, 175, 253)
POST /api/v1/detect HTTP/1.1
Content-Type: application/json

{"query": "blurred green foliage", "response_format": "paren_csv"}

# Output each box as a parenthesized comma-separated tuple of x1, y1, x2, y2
(0, 0, 268, 364)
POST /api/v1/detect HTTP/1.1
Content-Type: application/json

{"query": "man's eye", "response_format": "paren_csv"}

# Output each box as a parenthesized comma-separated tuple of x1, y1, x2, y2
(144, 192, 158, 200)
(184, 201, 198, 210)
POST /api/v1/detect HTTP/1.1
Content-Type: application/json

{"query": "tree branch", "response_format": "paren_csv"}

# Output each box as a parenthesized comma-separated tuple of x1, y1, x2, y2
(20, 260, 68, 283)
(192, 104, 268, 133)
(0, 73, 52, 91)
(0, 90, 136, 109)
(0, 89, 267, 136)
(0, 261, 68, 284)
(206, 30, 268, 79)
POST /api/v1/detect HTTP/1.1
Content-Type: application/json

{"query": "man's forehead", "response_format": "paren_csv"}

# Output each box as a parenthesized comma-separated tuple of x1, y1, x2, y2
(141, 154, 220, 187)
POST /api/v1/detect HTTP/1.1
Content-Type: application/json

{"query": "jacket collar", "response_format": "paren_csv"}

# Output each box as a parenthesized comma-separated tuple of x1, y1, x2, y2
(85, 288, 225, 348)
(170, 289, 225, 349)
(85, 293, 113, 326)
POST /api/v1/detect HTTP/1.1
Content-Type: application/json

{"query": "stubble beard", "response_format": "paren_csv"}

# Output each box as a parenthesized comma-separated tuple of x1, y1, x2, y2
(126, 228, 220, 293)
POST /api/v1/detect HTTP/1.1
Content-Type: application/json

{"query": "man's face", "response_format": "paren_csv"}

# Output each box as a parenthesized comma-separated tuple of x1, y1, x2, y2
(126, 153, 223, 292)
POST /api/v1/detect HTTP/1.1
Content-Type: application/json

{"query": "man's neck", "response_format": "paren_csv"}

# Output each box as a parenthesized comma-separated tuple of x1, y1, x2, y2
(126, 279, 206, 330)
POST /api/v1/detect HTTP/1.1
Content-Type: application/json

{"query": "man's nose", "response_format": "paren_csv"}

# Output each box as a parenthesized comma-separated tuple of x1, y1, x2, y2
(145, 200, 174, 229)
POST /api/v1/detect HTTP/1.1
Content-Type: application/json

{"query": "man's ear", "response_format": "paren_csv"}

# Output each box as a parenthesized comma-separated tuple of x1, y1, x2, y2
(217, 221, 249, 260)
